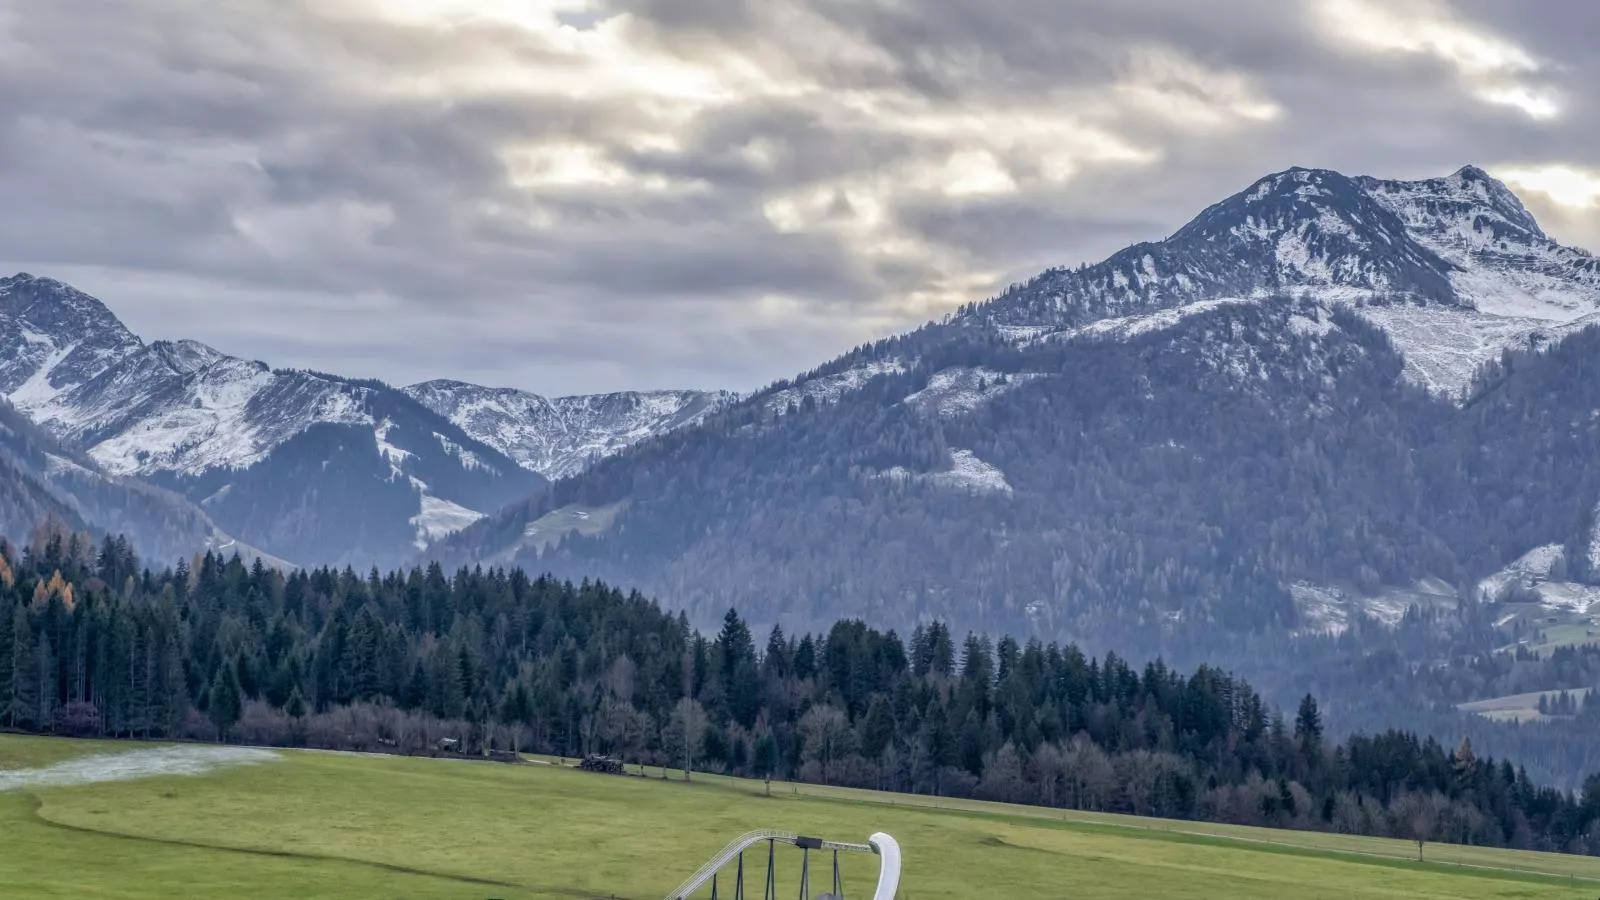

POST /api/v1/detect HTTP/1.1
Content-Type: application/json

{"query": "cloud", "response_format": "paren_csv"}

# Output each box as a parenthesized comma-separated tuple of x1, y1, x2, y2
(1497, 165, 1600, 210)
(1314, 0, 1560, 119)
(0, 0, 1596, 395)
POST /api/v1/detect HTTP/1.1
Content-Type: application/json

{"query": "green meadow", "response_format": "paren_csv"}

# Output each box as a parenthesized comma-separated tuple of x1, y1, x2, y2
(3, 733, 1599, 898)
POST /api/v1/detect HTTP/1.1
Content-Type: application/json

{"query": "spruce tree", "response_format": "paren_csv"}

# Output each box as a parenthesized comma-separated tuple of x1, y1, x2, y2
(209, 660, 243, 742)
(285, 686, 307, 719)
(0, 599, 14, 726)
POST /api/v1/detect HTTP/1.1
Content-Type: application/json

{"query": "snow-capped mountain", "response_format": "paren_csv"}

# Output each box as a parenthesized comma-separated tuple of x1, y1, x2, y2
(435, 164, 1600, 654)
(957, 165, 1600, 394)
(405, 380, 736, 480)
(0, 273, 542, 566)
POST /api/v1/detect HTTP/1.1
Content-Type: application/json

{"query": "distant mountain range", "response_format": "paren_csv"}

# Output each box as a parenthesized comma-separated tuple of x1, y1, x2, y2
(8, 163, 1600, 660)
(404, 380, 735, 481)
(429, 164, 1600, 654)
(0, 273, 729, 566)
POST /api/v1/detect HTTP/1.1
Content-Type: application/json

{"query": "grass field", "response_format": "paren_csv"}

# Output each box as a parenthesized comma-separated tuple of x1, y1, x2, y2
(519, 502, 626, 554)
(5, 734, 1600, 898)
(1459, 687, 1593, 723)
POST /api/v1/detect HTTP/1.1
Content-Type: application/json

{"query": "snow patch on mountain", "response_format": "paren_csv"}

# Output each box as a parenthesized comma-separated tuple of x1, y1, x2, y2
(1478, 545, 1600, 613)
(411, 492, 484, 548)
(374, 419, 413, 475)
(8, 343, 75, 408)
(1055, 298, 1258, 343)
(880, 449, 1012, 495)
(1474, 544, 1600, 614)
(904, 368, 1045, 418)
(1357, 303, 1600, 396)
(766, 360, 906, 415)
(937, 450, 1012, 494)
(1292, 578, 1459, 635)
(1005, 295, 1342, 351)
(42, 452, 98, 480)
(1291, 582, 1353, 634)
(994, 324, 1055, 343)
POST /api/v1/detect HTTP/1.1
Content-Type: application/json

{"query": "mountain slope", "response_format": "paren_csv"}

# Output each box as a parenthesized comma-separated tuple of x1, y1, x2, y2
(0, 397, 287, 568)
(0, 274, 543, 566)
(950, 166, 1600, 395)
(434, 165, 1600, 654)
(404, 380, 735, 480)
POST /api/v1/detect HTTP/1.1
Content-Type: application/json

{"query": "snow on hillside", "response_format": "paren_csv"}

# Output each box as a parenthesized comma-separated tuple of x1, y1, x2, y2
(1479, 543, 1566, 600)
(935, 450, 1012, 494)
(1362, 167, 1600, 322)
(765, 360, 906, 415)
(1357, 303, 1600, 396)
(405, 380, 735, 480)
(410, 493, 484, 548)
(879, 448, 1013, 495)
(1292, 578, 1459, 635)
(374, 419, 414, 474)
(78, 364, 372, 476)
(1049, 297, 1257, 344)
(1476, 544, 1600, 614)
(903, 367, 1046, 417)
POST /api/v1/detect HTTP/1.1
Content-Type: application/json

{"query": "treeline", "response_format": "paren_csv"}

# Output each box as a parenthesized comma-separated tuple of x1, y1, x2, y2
(5, 529, 1600, 855)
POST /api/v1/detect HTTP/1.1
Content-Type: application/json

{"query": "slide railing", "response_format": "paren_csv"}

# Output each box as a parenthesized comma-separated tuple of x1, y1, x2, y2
(662, 829, 901, 900)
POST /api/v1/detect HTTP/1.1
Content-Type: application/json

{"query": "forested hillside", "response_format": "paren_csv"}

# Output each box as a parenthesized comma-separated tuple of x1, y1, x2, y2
(7, 527, 1600, 855)
(443, 302, 1600, 652)
(0, 399, 281, 566)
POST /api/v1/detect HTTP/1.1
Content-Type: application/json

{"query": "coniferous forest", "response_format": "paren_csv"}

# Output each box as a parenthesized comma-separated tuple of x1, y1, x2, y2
(7, 525, 1600, 857)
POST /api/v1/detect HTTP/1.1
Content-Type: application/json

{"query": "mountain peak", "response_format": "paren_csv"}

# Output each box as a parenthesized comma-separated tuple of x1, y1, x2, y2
(964, 160, 1600, 359)
(408, 378, 498, 394)
(1240, 166, 1349, 199)
(149, 339, 230, 376)
(0, 272, 139, 340)
(1359, 166, 1547, 243)
(0, 274, 145, 408)
(1442, 165, 1544, 235)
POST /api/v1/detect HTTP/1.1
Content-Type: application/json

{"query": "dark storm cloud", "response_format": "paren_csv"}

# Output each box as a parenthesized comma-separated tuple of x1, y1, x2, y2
(0, 0, 1596, 395)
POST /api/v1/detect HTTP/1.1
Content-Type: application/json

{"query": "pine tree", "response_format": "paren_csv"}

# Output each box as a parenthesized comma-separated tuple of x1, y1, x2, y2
(209, 660, 243, 742)
(0, 599, 14, 726)
(7, 609, 37, 728)
(158, 633, 187, 737)
(285, 686, 307, 719)
(35, 630, 57, 730)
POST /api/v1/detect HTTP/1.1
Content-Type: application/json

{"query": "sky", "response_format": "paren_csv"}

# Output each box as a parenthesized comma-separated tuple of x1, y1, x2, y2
(2, 0, 1598, 396)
